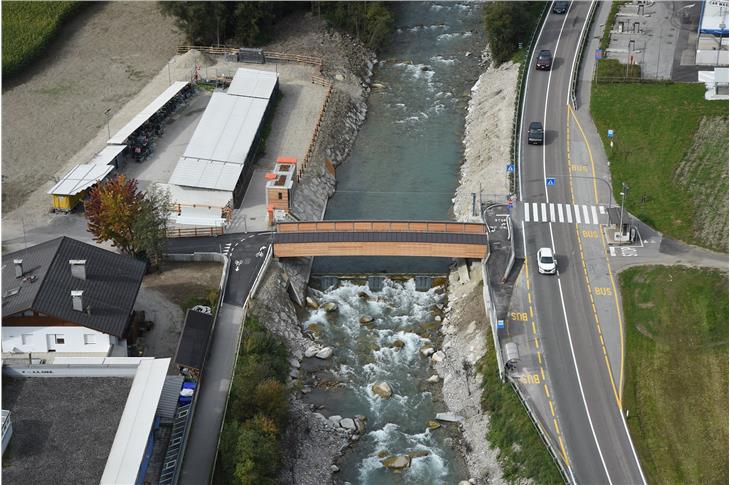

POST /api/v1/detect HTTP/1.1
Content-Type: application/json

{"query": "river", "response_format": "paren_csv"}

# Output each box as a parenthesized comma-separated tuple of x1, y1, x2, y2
(303, 3, 485, 483)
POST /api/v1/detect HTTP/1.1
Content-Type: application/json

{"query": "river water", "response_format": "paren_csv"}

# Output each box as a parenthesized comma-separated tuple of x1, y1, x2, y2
(314, 1, 484, 275)
(303, 3, 484, 483)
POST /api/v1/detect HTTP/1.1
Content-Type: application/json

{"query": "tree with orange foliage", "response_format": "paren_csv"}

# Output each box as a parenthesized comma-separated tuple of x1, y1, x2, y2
(85, 175, 169, 266)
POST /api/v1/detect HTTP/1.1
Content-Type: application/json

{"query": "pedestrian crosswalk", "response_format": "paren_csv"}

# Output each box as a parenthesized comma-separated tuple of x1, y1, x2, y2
(521, 202, 606, 225)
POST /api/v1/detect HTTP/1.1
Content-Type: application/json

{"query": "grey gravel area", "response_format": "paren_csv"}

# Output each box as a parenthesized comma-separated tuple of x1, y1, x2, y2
(2, 376, 134, 485)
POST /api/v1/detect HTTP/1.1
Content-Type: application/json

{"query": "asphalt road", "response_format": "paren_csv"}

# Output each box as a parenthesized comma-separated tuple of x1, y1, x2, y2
(518, 3, 646, 484)
(166, 231, 272, 484)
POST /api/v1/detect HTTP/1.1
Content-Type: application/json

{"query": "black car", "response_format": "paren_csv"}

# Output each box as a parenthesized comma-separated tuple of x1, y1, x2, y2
(552, 1, 569, 14)
(536, 49, 553, 70)
(528, 121, 544, 145)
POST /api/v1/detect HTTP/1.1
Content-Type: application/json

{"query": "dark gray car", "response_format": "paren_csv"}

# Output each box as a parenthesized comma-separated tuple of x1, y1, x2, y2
(528, 121, 544, 145)
(552, 1, 569, 14)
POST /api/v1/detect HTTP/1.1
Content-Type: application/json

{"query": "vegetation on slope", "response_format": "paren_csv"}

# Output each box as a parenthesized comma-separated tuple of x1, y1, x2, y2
(620, 266, 728, 484)
(590, 83, 728, 250)
(2, 1, 84, 77)
(477, 334, 563, 484)
(482, 2, 545, 65)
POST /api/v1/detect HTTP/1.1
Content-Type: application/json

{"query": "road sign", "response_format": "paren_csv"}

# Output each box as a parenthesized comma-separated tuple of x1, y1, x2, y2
(595, 48, 604, 60)
(546, 177, 556, 186)
(607, 129, 614, 139)
(497, 319, 505, 329)
(506, 164, 514, 173)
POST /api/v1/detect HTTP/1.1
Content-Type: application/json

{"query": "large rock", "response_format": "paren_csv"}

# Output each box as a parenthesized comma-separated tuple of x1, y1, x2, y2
(304, 346, 319, 358)
(328, 415, 342, 426)
(359, 315, 375, 324)
(408, 449, 431, 459)
(323, 302, 338, 313)
(426, 420, 441, 430)
(371, 381, 393, 399)
(357, 291, 370, 300)
(431, 350, 445, 363)
(435, 412, 464, 423)
(382, 455, 411, 471)
(426, 374, 440, 383)
(420, 346, 435, 357)
(392, 339, 405, 349)
(339, 418, 357, 431)
(354, 415, 367, 433)
(306, 296, 320, 309)
(316, 347, 334, 359)
(289, 357, 301, 368)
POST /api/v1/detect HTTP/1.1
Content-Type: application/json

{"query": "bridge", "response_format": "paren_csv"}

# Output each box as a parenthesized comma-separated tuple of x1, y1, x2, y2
(273, 221, 488, 259)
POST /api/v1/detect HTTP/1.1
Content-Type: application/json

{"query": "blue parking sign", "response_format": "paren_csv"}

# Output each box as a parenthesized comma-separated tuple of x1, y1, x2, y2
(608, 129, 614, 139)
(497, 319, 505, 329)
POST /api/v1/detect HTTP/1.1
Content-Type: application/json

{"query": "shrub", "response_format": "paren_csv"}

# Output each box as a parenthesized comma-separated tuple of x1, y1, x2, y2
(321, 1, 394, 49)
(232, 427, 281, 485)
(595, 58, 641, 81)
(254, 379, 289, 427)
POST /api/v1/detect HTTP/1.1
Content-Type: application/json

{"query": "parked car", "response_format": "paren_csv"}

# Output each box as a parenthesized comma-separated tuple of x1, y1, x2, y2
(528, 121, 544, 145)
(552, 1, 570, 14)
(537, 247, 557, 275)
(536, 49, 553, 70)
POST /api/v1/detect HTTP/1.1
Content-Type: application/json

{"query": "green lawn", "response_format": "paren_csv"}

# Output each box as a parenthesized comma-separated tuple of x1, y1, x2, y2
(590, 83, 729, 249)
(620, 266, 728, 485)
(2, 1, 82, 77)
(477, 337, 563, 484)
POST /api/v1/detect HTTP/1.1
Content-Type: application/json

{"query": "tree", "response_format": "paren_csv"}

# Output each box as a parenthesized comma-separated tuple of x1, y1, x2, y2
(483, 2, 532, 65)
(84, 175, 170, 266)
(232, 427, 280, 485)
(253, 379, 289, 427)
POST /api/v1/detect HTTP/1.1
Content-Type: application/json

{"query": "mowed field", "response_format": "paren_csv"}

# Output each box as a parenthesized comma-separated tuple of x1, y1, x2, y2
(591, 83, 728, 251)
(620, 266, 728, 485)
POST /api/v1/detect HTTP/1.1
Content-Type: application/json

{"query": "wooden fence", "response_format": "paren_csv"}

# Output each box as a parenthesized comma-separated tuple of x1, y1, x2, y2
(276, 221, 487, 234)
(176, 46, 323, 72)
(166, 226, 224, 238)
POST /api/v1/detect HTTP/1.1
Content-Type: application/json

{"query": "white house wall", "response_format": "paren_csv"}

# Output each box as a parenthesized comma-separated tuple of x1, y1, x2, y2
(1, 326, 114, 354)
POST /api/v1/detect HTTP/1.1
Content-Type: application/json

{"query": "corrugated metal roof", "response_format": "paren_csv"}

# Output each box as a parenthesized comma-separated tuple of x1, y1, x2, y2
(101, 359, 169, 485)
(174, 310, 214, 371)
(2, 237, 146, 338)
(157, 183, 232, 207)
(227, 68, 279, 99)
(108, 81, 189, 145)
(156, 375, 184, 424)
(47, 164, 114, 196)
(90, 144, 127, 166)
(168, 157, 243, 191)
(182, 93, 268, 164)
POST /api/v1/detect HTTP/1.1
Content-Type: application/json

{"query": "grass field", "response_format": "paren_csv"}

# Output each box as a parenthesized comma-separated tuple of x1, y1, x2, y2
(477, 339, 563, 484)
(620, 266, 728, 485)
(590, 83, 729, 250)
(2, 1, 82, 77)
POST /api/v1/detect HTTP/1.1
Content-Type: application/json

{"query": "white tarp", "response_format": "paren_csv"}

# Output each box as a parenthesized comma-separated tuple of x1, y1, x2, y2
(48, 164, 114, 196)
(89, 144, 127, 166)
(227, 68, 279, 99)
(182, 92, 268, 164)
(108, 81, 189, 145)
(168, 157, 243, 192)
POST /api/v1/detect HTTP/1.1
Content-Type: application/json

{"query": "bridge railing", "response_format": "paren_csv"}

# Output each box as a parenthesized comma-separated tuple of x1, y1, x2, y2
(275, 220, 486, 234)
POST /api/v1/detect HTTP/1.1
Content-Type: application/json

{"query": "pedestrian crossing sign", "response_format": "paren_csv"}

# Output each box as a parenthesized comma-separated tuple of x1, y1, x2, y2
(506, 164, 514, 172)
(546, 177, 556, 186)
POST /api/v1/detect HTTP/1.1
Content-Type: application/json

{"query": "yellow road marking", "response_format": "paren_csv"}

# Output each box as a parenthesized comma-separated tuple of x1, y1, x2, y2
(549, 399, 556, 417)
(534, 337, 540, 349)
(541, 367, 546, 381)
(544, 384, 550, 398)
(529, 306, 534, 318)
(532, 321, 537, 335)
(537, 351, 543, 364)
(554, 418, 561, 435)
(558, 435, 570, 465)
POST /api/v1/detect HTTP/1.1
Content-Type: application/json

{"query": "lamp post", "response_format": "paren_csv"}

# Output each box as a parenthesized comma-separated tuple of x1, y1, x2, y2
(619, 182, 629, 236)
(717, 20, 727, 66)
(104, 108, 112, 139)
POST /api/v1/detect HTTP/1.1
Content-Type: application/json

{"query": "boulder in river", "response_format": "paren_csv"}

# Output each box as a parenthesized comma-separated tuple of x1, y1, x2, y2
(392, 339, 405, 349)
(331, 465, 340, 473)
(426, 374, 440, 383)
(354, 415, 367, 433)
(408, 449, 431, 459)
(431, 350, 445, 363)
(371, 381, 393, 399)
(435, 412, 464, 423)
(323, 302, 338, 313)
(382, 454, 411, 471)
(339, 418, 357, 431)
(360, 315, 375, 324)
(426, 420, 441, 430)
(306, 296, 319, 309)
(420, 346, 435, 357)
(358, 291, 370, 300)
(316, 347, 334, 359)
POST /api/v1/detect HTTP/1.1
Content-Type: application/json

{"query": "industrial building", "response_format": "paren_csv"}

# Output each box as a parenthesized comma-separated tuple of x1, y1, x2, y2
(1, 357, 189, 485)
(696, 0, 729, 66)
(167, 68, 279, 229)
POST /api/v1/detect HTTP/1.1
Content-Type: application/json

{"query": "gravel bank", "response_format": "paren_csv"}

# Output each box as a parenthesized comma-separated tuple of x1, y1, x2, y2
(437, 51, 521, 483)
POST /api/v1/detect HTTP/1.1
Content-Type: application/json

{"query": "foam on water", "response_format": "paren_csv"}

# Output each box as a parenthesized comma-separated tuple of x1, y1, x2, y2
(437, 31, 473, 42)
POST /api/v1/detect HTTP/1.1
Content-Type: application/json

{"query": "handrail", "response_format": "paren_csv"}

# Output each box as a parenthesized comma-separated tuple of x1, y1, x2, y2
(166, 226, 224, 238)
(511, 2, 550, 195)
(176, 45, 323, 70)
(275, 220, 487, 234)
(569, 1, 598, 109)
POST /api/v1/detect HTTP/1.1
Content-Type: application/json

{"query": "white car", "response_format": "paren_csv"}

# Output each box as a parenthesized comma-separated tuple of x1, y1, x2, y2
(537, 247, 557, 275)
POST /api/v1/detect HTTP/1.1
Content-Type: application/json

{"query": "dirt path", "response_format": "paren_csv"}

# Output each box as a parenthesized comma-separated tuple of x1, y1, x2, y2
(1, 2, 181, 214)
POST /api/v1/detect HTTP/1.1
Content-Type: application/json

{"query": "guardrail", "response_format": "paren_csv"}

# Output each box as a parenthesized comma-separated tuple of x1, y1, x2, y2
(511, 3, 550, 195)
(176, 46, 323, 71)
(569, 1, 598, 110)
(502, 214, 516, 283)
(166, 226, 224, 238)
(276, 220, 486, 234)
(508, 377, 573, 484)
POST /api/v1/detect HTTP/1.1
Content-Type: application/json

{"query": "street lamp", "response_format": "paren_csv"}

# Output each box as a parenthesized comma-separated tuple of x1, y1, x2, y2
(104, 108, 112, 139)
(619, 182, 629, 237)
(717, 21, 727, 66)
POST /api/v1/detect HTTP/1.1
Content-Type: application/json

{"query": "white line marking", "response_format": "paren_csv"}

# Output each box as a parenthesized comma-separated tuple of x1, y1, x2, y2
(599, 205, 606, 215)
(573, 204, 582, 224)
(558, 203, 564, 222)
(541, 203, 548, 222)
(549, 203, 556, 222)
(525, 203, 531, 222)
(583, 205, 591, 224)
(566, 204, 573, 223)
(533, 203, 540, 222)
(591, 205, 599, 225)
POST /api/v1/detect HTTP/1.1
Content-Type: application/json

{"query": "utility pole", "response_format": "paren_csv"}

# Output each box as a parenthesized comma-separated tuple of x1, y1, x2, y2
(104, 108, 112, 139)
(619, 182, 629, 237)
